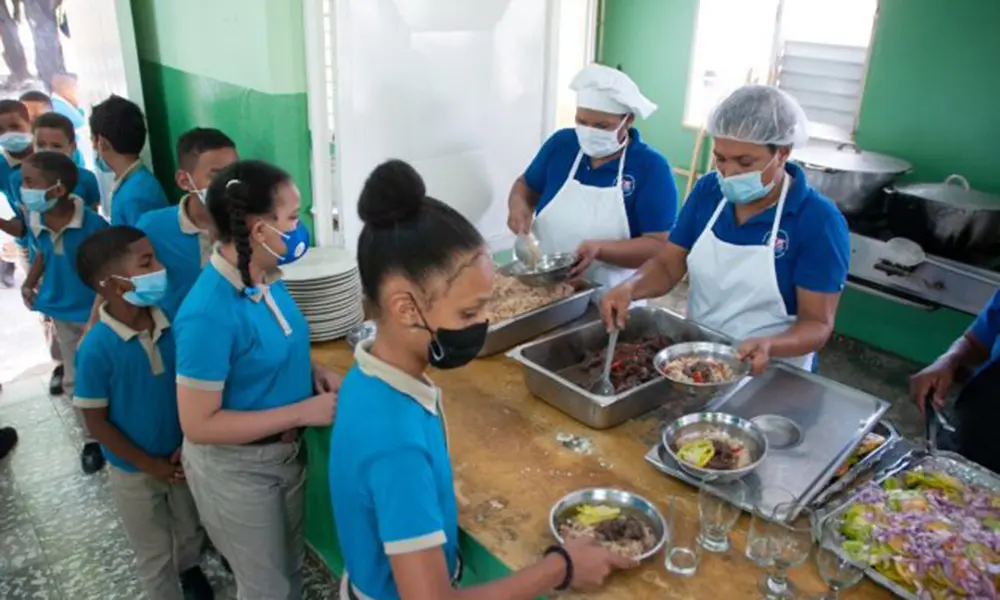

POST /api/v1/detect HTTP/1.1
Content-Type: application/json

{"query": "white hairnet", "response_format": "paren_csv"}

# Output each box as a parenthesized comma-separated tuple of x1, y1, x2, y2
(570, 64, 658, 120)
(706, 85, 810, 147)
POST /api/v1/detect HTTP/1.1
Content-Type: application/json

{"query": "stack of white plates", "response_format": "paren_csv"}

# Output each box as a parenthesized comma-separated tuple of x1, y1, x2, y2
(282, 247, 364, 342)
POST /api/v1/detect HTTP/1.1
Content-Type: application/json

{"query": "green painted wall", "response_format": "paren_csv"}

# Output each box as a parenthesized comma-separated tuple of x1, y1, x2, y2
(129, 0, 313, 232)
(600, 0, 1000, 363)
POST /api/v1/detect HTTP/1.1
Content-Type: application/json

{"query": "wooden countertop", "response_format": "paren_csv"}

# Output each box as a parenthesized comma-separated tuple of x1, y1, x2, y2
(313, 342, 891, 599)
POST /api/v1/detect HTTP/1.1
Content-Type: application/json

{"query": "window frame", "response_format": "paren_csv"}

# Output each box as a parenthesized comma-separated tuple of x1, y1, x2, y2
(681, 0, 880, 144)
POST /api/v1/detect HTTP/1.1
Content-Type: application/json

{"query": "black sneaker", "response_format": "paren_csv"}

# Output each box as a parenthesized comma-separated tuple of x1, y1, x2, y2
(49, 364, 64, 396)
(180, 565, 214, 600)
(80, 442, 105, 474)
(0, 426, 18, 460)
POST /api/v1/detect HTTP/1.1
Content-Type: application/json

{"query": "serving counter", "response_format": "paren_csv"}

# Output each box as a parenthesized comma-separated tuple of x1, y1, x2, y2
(303, 341, 892, 599)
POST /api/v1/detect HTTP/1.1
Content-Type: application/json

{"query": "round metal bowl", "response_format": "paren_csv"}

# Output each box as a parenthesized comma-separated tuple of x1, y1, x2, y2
(653, 341, 749, 403)
(498, 252, 578, 287)
(549, 487, 668, 562)
(661, 412, 769, 483)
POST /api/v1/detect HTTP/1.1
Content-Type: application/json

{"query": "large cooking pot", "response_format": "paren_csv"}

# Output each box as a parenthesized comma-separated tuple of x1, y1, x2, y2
(791, 143, 911, 216)
(885, 174, 1000, 260)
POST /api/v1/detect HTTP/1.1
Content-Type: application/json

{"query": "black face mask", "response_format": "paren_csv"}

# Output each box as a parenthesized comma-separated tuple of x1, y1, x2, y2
(411, 295, 489, 369)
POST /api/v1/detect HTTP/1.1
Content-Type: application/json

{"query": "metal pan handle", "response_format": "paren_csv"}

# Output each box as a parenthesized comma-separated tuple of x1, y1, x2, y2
(943, 174, 970, 190)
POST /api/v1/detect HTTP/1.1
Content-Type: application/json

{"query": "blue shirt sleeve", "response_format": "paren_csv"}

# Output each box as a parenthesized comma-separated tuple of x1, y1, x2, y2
(175, 313, 233, 390)
(669, 176, 713, 250)
(73, 334, 111, 408)
(630, 152, 678, 235)
(77, 170, 102, 210)
(524, 130, 571, 195)
(368, 448, 446, 554)
(970, 290, 1000, 350)
(792, 199, 850, 294)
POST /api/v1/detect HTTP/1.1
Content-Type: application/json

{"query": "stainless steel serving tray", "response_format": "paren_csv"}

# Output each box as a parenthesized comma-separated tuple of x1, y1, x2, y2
(478, 282, 597, 357)
(506, 306, 738, 429)
(820, 451, 1000, 600)
(809, 420, 901, 509)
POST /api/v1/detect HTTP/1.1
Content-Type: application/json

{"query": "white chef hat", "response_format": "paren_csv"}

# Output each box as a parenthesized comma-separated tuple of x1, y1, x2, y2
(570, 64, 658, 120)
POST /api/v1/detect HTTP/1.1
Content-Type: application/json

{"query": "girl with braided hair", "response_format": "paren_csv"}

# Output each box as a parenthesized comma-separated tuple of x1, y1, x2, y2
(172, 159, 339, 599)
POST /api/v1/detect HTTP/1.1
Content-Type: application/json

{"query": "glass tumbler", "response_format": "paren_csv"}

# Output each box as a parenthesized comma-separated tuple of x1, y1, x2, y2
(816, 517, 871, 600)
(663, 495, 702, 577)
(697, 479, 748, 553)
(745, 486, 795, 567)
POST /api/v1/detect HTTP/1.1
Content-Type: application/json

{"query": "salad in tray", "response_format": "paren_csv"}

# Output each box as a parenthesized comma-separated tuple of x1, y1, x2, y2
(840, 470, 1000, 599)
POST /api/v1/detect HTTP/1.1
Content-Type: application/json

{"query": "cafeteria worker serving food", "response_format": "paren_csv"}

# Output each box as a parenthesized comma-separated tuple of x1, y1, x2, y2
(601, 85, 850, 374)
(506, 63, 678, 289)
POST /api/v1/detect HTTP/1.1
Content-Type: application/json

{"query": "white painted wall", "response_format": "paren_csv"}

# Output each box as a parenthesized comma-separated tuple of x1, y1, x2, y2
(330, 0, 550, 255)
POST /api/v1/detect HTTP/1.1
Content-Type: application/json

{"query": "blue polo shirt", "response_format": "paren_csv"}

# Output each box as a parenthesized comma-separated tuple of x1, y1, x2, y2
(524, 127, 678, 237)
(1, 156, 27, 247)
(73, 305, 182, 472)
(174, 252, 312, 410)
(137, 196, 212, 316)
(330, 341, 459, 600)
(10, 167, 103, 212)
(111, 162, 169, 227)
(669, 162, 850, 316)
(29, 198, 108, 323)
(969, 290, 1000, 373)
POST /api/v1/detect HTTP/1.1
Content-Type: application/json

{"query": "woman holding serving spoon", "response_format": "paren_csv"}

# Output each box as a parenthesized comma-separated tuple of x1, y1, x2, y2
(506, 63, 677, 292)
(600, 85, 850, 374)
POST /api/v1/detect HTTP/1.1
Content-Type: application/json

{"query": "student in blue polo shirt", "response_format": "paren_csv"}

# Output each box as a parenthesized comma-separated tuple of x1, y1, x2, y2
(331, 160, 631, 600)
(602, 85, 850, 374)
(137, 128, 238, 315)
(19, 90, 88, 169)
(90, 95, 168, 226)
(0, 99, 34, 288)
(18, 152, 109, 473)
(173, 160, 338, 599)
(73, 226, 213, 600)
(507, 64, 675, 290)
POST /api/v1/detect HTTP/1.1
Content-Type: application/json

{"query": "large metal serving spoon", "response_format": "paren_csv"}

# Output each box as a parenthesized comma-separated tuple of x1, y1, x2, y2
(514, 232, 542, 269)
(590, 328, 620, 396)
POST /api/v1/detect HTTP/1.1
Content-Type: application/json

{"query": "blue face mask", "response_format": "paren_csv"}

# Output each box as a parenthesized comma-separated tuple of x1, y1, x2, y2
(114, 270, 169, 307)
(21, 184, 60, 213)
(262, 221, 310, 266)
(0, 131, 33, 154)
(717, 156, 779, 205)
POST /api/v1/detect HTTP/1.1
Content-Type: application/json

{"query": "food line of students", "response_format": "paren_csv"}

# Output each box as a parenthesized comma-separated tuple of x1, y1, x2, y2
(0, 63, 994, 600)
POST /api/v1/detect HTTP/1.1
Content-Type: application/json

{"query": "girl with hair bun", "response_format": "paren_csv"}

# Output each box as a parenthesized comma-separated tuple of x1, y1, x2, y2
(330, 159, 633, 600)
(172, 159, 340, 599)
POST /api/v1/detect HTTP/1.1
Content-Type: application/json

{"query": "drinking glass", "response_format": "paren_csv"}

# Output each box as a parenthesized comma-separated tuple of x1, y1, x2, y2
(664, 495, 702, 577)
(815, 517, 871, 600)
(745, 486, 796, 567)
(760, 503, 814, 599)
(697, 479, 748, 553)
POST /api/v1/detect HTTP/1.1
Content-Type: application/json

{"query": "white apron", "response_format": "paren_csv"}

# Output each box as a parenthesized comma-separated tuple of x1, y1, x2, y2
(686, 175, 814, 371)
(533, 145, 634, 291)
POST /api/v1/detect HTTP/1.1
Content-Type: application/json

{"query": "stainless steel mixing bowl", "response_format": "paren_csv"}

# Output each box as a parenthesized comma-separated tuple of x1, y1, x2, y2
(653, 341, 749, 403)
(549, 487, 668, 561)
(497, 252, 579, 287)
(661, 411, 768, 483)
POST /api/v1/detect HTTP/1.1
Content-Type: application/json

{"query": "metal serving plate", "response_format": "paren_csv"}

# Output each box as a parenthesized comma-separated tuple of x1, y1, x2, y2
(507, 306, 738, 429)
(478, 282, 597, 357)
(809, 420, 901, 509)
(820, 451, 1000, 600)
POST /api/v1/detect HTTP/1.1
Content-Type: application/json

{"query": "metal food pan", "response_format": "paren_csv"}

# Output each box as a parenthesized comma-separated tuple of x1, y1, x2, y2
(478, 283, 597, 357)
(820, 451, 1000, 600)
(506, 306, 735, 429)
(809, 420, 901, 509)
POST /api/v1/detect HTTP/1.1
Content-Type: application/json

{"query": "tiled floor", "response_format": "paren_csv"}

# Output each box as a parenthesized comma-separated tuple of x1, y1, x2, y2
(0, 374, 340, 600)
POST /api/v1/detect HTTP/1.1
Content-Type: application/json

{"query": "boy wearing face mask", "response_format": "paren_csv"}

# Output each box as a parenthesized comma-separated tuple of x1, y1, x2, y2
(74, 226, 213, 600)
(0, 99, 34, 288)
(136, 128, 238, 316)
(89, 95, 168, 226)
(18, 152, 109, 473)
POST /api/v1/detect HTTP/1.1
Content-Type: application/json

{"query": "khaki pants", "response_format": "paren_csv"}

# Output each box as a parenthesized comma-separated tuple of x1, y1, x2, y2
(182, 439, 305, 600)
(109, 466, 205, 600)
(18, 249, 63, 364)
(51, 319, 89, 438)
